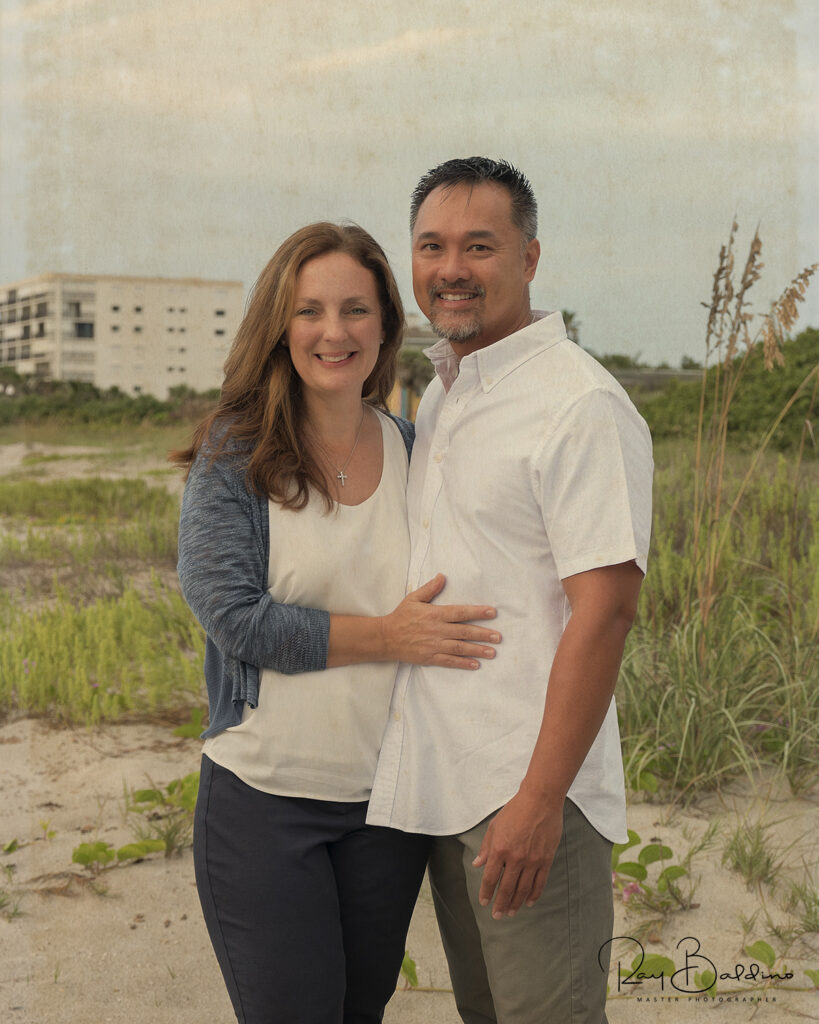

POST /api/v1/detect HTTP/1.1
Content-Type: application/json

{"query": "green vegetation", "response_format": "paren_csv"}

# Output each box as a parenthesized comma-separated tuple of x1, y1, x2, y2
(0, 864, 23, 921)
(722, 819, 782, 889)
(611, 826, 720, 924)
(0, 477, 179, 579)
(639, 328, 818, 450)
(618, 227, 817, 801)
(0, 378, 218, 428)
(124, 772, 199, 856)
(0, 578, 204, 724)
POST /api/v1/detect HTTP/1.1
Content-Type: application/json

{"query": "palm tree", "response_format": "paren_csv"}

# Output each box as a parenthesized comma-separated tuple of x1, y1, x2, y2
(562, 310, 581, 345)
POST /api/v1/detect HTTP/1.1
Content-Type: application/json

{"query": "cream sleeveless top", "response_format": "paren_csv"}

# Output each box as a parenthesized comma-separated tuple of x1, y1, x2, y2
(203, 410, 410, 801)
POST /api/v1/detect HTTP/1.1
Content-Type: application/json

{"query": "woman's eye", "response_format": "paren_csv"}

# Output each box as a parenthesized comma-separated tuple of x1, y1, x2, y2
(349, 306, 369, 315)
(294, 308, 317, 317)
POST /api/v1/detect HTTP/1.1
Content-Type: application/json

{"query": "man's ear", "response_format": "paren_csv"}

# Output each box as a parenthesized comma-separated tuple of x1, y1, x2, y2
(523, 239, 540, 283)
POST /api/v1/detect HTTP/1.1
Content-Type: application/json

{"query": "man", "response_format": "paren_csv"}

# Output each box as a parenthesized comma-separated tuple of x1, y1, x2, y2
(368, 157, 653, 1023)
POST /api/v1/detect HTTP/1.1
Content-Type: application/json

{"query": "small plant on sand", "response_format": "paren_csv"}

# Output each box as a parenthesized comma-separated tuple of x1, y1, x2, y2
(783, 878, 819, 935)
(612, 823, 719, 935)
(399, 952, 419, 989)
(124, 772, 199, 857)
(741, 940, 795, 991)
(0, 864, 24, 920)
(71, 838, 167, 876)
(722, 819, 781, 889)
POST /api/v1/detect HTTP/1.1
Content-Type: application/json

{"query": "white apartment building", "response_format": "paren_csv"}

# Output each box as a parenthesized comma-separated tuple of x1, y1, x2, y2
(0, 273, 244, 398)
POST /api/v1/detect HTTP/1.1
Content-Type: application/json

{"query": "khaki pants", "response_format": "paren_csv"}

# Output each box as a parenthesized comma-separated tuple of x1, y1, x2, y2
(428, 799, 613, 1024)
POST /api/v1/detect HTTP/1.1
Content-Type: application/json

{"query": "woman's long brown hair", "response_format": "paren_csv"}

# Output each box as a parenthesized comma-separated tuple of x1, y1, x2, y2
(169, 222, 405, 510)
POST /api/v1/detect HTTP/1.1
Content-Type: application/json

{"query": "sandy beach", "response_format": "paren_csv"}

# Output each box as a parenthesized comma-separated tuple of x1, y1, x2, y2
(0, 716, 816, 1023)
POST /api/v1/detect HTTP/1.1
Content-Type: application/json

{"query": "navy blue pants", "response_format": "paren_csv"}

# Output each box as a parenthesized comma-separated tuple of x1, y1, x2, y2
(193, 755, 430, 1024)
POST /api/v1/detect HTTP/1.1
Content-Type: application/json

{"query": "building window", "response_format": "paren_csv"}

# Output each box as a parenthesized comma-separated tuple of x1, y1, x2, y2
(8, 346, 15, 360)
(179, 327, 186, 333)
(215, 329, 225, 335)
(111, 305, 120, 312)
(134, 326, 143, 333)
(36, 302, 48, 317)
(22, 325, 30, 340)
(36, 322, 45, 337)
(111, 325, 120, 332)
(134, 306, 143, 313)
(167, 306, 175, 312)
(21, 305, 31, 320)
(66, 301, 81, 317)
(75, 322, 94, 338)
(215, 309, 225, 316)
(21, 345, 30, 359)
(179, 307, 187, 313)
(167, 327, 175, 332)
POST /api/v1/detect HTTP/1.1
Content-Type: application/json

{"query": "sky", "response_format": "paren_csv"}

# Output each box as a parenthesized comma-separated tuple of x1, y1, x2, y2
(0, 0, 817, 366)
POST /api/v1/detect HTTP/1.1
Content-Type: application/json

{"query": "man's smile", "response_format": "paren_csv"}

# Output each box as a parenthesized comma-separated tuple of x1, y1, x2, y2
(432, 286, 485, 303)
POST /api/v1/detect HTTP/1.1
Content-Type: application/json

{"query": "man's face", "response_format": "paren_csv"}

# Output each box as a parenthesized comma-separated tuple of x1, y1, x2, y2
(411, 182, 540, 355)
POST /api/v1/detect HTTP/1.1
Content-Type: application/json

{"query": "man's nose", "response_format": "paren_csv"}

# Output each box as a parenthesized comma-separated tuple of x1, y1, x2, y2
(438, 249, 470, 284)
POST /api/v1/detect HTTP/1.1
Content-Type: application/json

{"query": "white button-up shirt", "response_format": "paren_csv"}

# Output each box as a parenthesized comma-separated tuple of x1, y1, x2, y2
(367, 312, 653, 842)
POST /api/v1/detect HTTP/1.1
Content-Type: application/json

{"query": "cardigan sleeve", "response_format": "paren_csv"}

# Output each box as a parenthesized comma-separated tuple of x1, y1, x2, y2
(177, 447, 330, 675)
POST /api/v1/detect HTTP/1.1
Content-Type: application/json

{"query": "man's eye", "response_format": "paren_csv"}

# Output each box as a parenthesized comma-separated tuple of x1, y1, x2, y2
(420, 243, 441, 252)
(469, 244, 490, 252)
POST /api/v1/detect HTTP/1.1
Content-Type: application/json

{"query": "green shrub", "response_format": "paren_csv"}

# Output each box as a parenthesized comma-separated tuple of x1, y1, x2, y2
(0, 577, 205, 725)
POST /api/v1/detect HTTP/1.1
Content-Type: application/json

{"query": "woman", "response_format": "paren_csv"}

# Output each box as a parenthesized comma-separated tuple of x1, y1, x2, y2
(172, 223, 500, 1024)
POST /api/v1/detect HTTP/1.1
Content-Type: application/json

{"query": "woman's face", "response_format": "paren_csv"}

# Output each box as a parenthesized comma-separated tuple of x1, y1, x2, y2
(286, 251, 383, 403)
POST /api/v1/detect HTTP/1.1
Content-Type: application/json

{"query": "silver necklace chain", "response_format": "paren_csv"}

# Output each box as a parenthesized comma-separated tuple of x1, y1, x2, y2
(310, 405, 366, 487)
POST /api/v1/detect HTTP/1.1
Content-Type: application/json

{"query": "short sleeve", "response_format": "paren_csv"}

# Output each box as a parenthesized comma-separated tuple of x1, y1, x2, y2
(533, 388, 653, 580)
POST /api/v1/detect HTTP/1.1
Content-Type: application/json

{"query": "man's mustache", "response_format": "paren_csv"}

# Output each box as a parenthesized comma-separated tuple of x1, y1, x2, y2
(429, 282, 486, 300)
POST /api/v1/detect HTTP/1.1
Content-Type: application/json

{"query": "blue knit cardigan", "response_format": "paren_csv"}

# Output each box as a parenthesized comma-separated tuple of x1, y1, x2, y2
(177, 414, 414, 738)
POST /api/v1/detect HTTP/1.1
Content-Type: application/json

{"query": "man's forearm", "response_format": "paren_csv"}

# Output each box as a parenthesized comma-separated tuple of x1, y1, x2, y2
(518, 595, 636, 808)
(472, 561, 643, 916)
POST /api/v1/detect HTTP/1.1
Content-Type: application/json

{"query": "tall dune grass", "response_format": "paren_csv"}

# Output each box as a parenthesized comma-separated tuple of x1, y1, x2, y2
(0, 576, 204, 725)
(618, 226, 818, 800)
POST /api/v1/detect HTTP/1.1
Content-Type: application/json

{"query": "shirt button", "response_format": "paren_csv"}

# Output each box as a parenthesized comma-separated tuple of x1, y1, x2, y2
(423, 519, 430, 530)
(434, 453, 443, 463)
(393, 712, 401, 721)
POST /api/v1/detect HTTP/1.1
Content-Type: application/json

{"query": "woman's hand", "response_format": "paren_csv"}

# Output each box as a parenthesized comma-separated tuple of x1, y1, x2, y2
(379, 574, 501, 669)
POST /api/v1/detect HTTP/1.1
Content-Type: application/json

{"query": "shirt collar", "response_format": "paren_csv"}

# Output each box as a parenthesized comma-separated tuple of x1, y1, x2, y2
(424, 310, 568, 392)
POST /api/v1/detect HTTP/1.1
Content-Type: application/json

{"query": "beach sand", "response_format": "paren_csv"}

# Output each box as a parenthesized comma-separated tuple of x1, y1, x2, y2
(0, 717, 816, 1024)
